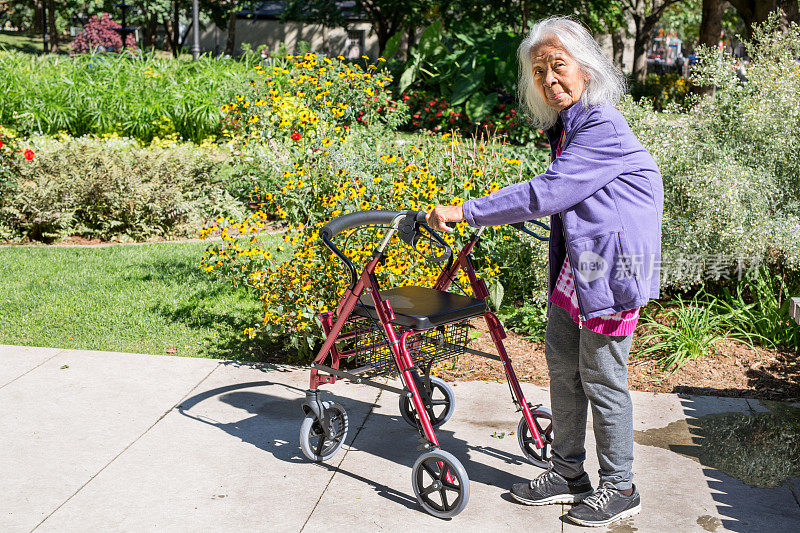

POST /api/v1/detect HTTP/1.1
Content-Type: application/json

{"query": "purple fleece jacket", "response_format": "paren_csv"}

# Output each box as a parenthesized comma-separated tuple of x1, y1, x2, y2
(462, 100, 664, 320)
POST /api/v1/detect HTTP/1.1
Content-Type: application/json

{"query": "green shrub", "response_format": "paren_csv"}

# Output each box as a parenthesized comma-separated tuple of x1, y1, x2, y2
(617, 14, 800, 293)
(691, 13, 800, 208)
(0, 135, 244, 242)
(629, 73, 694, 111)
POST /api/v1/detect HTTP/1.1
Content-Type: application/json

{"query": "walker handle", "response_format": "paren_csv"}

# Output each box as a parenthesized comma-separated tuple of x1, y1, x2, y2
(511, 220, 550, 241)
(320, 210, 414, 239)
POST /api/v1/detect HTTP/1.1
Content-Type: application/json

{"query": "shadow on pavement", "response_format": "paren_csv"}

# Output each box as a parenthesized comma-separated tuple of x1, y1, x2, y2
(672, 395, 800, 532)
(176, 379, 533, 512)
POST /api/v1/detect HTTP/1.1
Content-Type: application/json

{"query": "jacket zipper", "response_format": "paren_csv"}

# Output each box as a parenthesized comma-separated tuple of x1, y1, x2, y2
(560, 213, 585, 329)
(553, 127, 585, 329)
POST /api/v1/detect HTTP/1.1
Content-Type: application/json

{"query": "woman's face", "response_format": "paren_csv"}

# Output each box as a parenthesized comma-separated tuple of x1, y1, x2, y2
(531, 38, 587, 112)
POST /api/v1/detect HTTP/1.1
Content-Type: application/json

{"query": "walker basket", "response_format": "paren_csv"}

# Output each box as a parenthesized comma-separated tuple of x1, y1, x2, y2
(346, 319, 469, 376)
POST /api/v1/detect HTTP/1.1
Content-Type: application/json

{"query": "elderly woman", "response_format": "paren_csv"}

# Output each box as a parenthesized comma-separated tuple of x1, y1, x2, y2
(426, 16, 663, 528)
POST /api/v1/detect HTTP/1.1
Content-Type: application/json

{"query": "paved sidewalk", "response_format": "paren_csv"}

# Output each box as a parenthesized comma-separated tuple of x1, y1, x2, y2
(2, 345, 799, 532)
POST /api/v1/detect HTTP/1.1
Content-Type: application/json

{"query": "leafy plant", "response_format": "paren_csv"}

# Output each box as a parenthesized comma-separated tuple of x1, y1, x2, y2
(712, 264, 800, 349)
(636, 291, 766, 374)
(394, 23, 539, 142)
(497, 302, 548, 342)
(398, 23, 519, 101)
(636, 295, 728, 373)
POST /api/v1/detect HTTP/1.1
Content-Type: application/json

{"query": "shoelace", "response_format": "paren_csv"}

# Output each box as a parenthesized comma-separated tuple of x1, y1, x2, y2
(530, 468, 558, 489)
(582, 482, 619, 510)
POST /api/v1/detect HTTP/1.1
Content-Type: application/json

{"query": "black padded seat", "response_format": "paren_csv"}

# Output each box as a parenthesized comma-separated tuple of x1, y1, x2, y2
(353, 285, 487, 330)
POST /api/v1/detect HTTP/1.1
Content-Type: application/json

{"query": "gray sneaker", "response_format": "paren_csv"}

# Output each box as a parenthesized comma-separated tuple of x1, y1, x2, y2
(510, 468, 593, 505)
(567, 482, 641, 527)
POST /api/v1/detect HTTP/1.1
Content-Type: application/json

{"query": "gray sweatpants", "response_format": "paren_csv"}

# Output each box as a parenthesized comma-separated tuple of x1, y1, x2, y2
(544, 304, 634, 490)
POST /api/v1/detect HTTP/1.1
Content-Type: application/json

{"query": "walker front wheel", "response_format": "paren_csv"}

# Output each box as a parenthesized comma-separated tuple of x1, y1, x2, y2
(299, 401, 349, 462)
(517, 406, 554, 468)
(399, 376, 455, 429)
(412, 449, 470, 519)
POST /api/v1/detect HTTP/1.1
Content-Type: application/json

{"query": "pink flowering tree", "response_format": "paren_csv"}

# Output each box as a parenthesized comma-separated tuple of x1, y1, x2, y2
(70, 13, 137, 54)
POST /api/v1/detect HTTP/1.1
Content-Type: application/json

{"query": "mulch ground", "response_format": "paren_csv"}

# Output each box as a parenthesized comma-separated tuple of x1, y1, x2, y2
(434, 319, 800, 402)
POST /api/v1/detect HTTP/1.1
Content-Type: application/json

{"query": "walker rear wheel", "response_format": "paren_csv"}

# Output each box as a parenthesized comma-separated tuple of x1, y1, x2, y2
(412, 449, 470, 519)
(299, 402, 348, 462)
(517, 406, 554, 468)
(399, 376, 455, 429)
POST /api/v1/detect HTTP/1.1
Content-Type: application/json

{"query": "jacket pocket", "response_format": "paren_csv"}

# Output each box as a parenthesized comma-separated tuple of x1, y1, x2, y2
(568, 232, 641, 314)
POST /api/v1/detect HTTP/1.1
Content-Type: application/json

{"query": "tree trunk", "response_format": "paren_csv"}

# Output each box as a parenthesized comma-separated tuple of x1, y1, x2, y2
(142, 14, 158, 50)
(699, 0, 724, 48)
(45, 0, 59, 53)
(779, 0, 800, 25)
(631, 14, 649, 82)
(611, 28, 625, 70)
(632, 34, 649, 81)
(225, 10, 236, 57)
(162, 15, 175, 54)
(376, 23, 390, 56)
(172, 0, 180, 57)
(522, 0, 530, 35)
(727, 1, 795, 38)
(405, 24, 416, 61)
(33, 0, 44, 34)
(696, 0, 725, 96)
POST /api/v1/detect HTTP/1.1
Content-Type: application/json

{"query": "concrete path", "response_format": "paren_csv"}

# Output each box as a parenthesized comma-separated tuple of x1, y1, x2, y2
(2, 345, 799, 532)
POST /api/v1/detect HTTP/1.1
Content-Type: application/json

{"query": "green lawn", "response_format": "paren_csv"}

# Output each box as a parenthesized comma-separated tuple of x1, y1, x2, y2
(0, 238, 284, 360)
(0, 31, 48, 55)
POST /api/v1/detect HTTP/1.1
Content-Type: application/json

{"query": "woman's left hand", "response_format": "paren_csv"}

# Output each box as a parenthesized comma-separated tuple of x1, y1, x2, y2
(426, 205, 464, 233)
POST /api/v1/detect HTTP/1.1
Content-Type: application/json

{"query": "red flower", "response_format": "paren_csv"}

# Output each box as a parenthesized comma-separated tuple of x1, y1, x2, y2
(290, 131, 301, 141)
(24, 149, 34, 161)
(0, 140, 3, 149)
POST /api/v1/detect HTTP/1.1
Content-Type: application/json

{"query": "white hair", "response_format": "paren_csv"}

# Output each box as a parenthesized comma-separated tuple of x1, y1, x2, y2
(518, 16, 626, 129)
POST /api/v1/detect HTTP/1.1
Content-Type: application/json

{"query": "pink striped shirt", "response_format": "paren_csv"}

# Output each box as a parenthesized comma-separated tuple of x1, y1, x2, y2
(549, 254, 639, 336)
(549, 123, 639, 336)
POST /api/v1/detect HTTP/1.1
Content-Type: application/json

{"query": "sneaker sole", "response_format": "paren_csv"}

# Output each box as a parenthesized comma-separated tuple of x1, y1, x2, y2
(567, 503, 641, 527)
(511, 489, 593, 506)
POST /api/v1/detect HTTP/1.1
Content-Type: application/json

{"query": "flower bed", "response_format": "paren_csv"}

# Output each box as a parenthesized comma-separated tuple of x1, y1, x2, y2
(401, 90, 543, 145)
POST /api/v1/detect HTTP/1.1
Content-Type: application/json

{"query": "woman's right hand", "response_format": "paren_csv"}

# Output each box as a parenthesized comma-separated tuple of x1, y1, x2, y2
(426, 205, 464, 233)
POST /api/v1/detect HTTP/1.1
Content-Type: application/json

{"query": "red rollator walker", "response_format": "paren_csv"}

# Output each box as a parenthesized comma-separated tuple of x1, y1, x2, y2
(300, 210, 555, 518)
